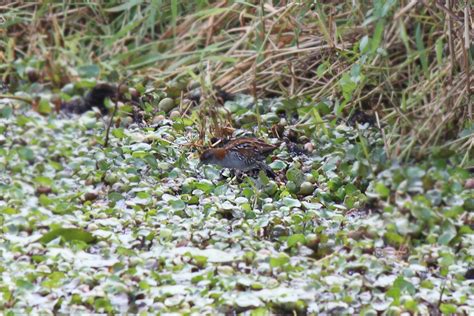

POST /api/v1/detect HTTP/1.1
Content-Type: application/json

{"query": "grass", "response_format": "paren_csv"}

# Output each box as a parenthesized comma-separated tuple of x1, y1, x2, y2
(0, 1, 473, 313)
(1, 0, 472, 162)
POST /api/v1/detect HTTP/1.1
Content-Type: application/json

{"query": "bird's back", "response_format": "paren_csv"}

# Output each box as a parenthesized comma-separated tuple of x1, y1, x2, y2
(225, 137, 277, 160)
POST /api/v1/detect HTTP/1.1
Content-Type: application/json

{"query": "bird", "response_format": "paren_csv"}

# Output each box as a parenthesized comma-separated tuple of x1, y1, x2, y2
(198, 137, 278, 177)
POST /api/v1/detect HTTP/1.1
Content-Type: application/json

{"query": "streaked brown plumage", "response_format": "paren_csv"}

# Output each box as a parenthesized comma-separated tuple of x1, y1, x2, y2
(198, 137, 277, 176)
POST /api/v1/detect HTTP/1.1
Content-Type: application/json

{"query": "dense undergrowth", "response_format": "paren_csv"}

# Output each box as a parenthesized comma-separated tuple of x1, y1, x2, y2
(0, 0, 473, 315)
(2, 0, 472, 159)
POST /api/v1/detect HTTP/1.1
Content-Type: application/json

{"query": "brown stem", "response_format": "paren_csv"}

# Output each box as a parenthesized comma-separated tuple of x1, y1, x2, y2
(0, 94, 33, 104)
(103, 94, 119, 148)
(446, 0, 455, 109)
(464, 3, 471, 119)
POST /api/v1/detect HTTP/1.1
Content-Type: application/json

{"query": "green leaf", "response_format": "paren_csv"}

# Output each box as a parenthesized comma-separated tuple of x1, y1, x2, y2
(359, 35, 370, 53)
(411, 204, 433, 222)
(105, 0, 141, 12)
(39, 194, 53, 206)
(371, 19, 385, 53)
(439, 253, 455, 270)
(38, 228, 97, 244)
(78, 64, 100, 78)
(437, 221, 456, 245)
(171, 0, 178, 35)
(384, 231, 403, 247)
(287, 234, 306, 247)
(286, 167, 304, 187)
(195, 180, 214, 193)
(375, 182, 390, 198)
(316, 62, 328, 78)
(112, 128, 125, 139)
(53, 202, 73, 215)
(415, 24, 429, 78)
(387, 276, 416, 305)
(399, 22, 411, 53)
(38, 99, 52, 114)
(102, 18, 144, 47)
(15, 279, 34, 290)
(2, 207, 19, 215)
(18, 147, 34, 162)
(339, 73, 357, 101)
(193, 255, 208, 267)
(269, 254, 290, 268)
(1, 105, 12, 118)
(269, 160, 286, 170)
(386, 286, 400, 305)
(251, 307, 270, 316)
(311, 108, 330, 135)
(75, 79, 97, 89)
(282, 197, 301, 208)
(440, 304, 457, 315)
(393, 276, 416, 295)
(169, 199, 186, 210)
(42, 271, 65, 289)
(316, 101, 331, 115)
(108, 192, 123, 202)
(33, 176, 53, 186)
(436, 38, 444, 66)
(16, 115, 30, 126)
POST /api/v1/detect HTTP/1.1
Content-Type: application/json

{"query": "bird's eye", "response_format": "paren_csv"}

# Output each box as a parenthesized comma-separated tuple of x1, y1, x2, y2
(200, 151, 210, 161)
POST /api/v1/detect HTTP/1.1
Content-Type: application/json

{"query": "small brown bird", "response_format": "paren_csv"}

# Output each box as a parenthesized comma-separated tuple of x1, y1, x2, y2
(198, 137, 277, 176)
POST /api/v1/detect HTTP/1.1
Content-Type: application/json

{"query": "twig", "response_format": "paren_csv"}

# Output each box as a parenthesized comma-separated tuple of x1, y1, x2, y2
(464, 3, 471, 119)
(446, 0, 456, 78)
(0, 94, 33, 104)
(103, 92, 119, 148)
(435, 0, 466, 24)
(394, 0, 418, 20)
(376, 111, 391, 160)
(446, 0, 455, 109)
(436, 279, 447, 311)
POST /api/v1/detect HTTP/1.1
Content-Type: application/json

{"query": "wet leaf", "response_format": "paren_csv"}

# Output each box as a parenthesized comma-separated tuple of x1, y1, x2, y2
(38, 228, 97, 244)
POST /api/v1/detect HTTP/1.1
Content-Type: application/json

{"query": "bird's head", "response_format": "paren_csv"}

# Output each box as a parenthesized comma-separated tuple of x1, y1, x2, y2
(197, 148, 225, 168)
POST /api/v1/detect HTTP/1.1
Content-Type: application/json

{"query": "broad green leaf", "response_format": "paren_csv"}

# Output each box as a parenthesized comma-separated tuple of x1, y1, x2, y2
(112, 128, 125, 139)
(282, 197, 301, 208)
(437, 221, 456, 245)
(18, 147, 34, 162)
(33, 176, 53, 186)
(38, 228, 97, 244)
(195, 180, 214, 193)
(1, 106, 12, 118)
(375, 182, 390, 198)
(38, 99, 52, 114)
(286, 167, 304, 187)
(269, 254, 290, 268)
(440, 304, 458, 315)
(269, 160, 286, 170)
(287, 234, 306, 247)
(169, 199, 186, 210)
